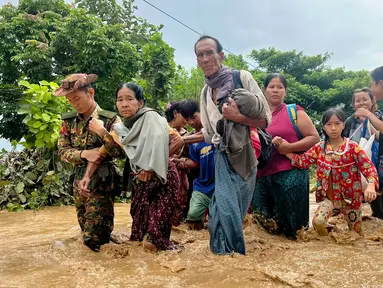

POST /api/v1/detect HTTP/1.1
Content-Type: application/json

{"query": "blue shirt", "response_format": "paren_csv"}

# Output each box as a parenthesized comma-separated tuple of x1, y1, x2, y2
(189, 141, 215, 196)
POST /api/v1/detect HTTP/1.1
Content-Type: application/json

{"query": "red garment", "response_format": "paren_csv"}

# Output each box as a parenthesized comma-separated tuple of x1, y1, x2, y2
(292, 138, 378, 210)
(250, 128, 261, 159)
(259, 103, 304, 177)
(130, 162, 180, 250)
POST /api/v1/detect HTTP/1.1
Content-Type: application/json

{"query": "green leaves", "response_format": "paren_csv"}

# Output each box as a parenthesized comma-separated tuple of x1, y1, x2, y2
(0, 0, 166, 137)
(16, 182, 25, 193)
(0, 148, 74, 211)
(17, 80, 72, 149)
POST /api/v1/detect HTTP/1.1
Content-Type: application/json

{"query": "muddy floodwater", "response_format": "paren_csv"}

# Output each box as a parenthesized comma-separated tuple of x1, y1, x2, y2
(1, 194, 383, 288)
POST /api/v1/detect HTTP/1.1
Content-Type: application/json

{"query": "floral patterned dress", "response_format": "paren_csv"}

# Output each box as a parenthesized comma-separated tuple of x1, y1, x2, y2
(292, 138, 378, 210)
(291, 138, 378, 234)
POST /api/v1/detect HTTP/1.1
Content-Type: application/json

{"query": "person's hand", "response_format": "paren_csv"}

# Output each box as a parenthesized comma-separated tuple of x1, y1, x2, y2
(78, 176, 91, 198)
(364, 184, 377, 203)
(222, 98, 242, 122)
(272, 136, 284, 146)
(89, 118, 107, 137)
(172, 157, 187, 169)
(81, 149, 105, 163)
(136, 170, 153, 182)
(355, 108, 373, 121)
(169, 134, 185, 156)
(273, 137, 292, 155)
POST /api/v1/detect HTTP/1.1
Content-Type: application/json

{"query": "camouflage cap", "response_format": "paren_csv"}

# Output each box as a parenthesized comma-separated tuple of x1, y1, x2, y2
(53, 73, 98, 97)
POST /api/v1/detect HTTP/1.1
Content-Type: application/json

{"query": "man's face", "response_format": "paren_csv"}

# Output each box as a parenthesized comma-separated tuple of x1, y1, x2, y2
(186, 112, 202, 130)
(195, 39, 224, 77)
(65, 88, 94, 114)
(370, 79, 383, 101)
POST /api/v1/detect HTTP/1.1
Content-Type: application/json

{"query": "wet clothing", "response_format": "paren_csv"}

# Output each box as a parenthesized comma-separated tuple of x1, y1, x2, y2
(114, 108, 169, 183)
(292, 138, 378, 210)
(258, 103, 304, 177)
(313, 198, 362, 235)
(130, 162, 180, 250)
(186, 140, 215, 223)
(189, 141, 215, 197)
(200, 69, 268, 255)
(187, 191, 211, 223)
(171, 128, 189, 227)
(112, 110, 178, 250)
(253, 169, 309, 238)
(201, 69, 271, 146)
(73, 173, 115, 250)
(58, 105, 125, 251)
(208, 148, 256, 255)
(254, 103, 309, 238)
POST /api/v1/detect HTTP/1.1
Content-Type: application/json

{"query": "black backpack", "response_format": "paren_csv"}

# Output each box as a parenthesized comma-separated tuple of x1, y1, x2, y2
(232, 70, 272, 169)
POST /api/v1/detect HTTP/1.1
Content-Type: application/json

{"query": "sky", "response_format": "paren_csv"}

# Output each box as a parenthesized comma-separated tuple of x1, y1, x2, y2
(1, 0, 382, 71)
(133, 0, 383, 71)
(0, 0, 382, 149)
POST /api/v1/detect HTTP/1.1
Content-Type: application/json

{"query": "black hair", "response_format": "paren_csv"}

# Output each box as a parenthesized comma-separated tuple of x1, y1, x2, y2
(321, 108, 346, 152)
(115, 82, 145, 102)
(371, 66, 383, 83)
(263, 73, 288, 90)
(194, 35, 223, 54)
(78, 83, 93, 93)
(165, 101, 183, 123)
(179, 99, 200, 119)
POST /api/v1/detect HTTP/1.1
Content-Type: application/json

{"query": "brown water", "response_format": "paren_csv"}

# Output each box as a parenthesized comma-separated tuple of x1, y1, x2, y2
(1, 194, 383, 288)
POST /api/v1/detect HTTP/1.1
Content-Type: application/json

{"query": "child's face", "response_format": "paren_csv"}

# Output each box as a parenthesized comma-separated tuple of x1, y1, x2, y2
(323, 114, 345, 140)
(186, 112, 202, 130)
(353, 92, 373, 111)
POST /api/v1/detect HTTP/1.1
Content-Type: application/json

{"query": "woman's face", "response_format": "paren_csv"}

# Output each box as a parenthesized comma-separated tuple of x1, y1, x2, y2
(116, 87, 143, 118)
(172, 111, 187, 129)
(265, 77, 286, 106)
(353, 92, 373, 111)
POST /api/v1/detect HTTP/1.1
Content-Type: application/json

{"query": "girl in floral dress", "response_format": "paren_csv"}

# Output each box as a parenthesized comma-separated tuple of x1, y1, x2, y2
(274, 108, 378, 235)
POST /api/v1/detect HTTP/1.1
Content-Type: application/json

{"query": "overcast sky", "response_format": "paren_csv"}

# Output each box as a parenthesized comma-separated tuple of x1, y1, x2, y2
(0, 0, 382, 148)
(2, 0, 382, 71)
(134, 0, 383, 71)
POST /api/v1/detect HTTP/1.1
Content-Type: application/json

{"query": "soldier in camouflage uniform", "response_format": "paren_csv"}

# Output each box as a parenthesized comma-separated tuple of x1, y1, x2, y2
(55, 73, 126, 252)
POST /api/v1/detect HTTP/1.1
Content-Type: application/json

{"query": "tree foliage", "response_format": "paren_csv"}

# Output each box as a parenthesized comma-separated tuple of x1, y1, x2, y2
(18, 80, 71, 149)
(171, 67, 204, 102)
(0, 0, 174, 140)
(0, 147, 73, 211)
(248, 47, 370, 119)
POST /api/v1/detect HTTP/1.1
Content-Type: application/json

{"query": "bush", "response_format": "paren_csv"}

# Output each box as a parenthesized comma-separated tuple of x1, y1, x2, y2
(0, 147, 73, 211)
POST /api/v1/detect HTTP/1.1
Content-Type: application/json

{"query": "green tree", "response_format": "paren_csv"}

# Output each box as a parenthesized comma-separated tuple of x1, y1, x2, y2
(139, 32, 176, 110)
(223, 54, 249, 71)
(249, 47, 370, 118)
(0, 0, 175, 140)
(171, 67, 204, 102)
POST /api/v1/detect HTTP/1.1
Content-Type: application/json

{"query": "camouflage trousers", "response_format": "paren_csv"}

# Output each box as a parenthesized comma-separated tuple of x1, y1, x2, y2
(73, 178, 114, 251)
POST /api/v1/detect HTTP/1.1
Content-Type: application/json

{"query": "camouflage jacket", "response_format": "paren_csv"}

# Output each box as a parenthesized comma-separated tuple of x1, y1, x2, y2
(57, 104, 126, 167)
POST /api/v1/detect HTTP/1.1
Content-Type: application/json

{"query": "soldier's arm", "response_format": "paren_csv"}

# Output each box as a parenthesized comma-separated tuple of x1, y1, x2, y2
(58, 121, 85, 165)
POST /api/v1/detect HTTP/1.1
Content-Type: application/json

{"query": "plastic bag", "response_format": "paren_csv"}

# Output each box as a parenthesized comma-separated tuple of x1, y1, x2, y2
(359, 133, 375, 191)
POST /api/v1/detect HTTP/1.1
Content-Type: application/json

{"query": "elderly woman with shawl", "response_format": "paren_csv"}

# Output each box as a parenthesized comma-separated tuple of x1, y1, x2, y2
(79, 82, 180, 251)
